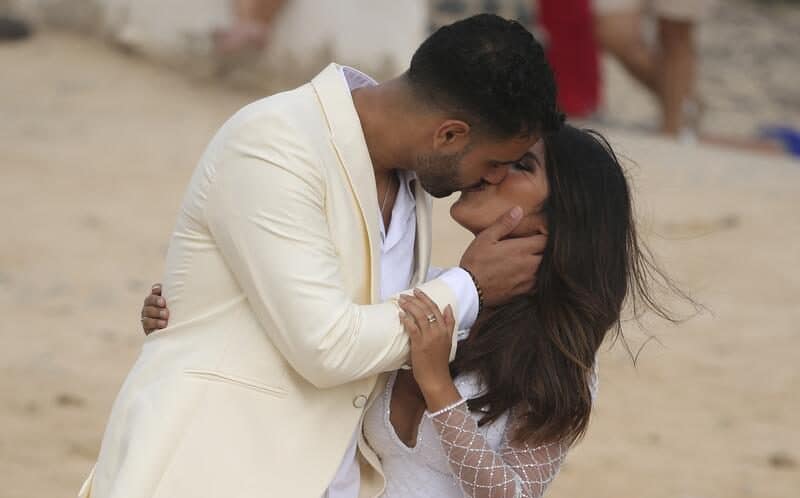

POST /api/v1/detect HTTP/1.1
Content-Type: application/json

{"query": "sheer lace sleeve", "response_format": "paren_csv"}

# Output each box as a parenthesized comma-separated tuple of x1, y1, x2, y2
(427, 400, 568, 498)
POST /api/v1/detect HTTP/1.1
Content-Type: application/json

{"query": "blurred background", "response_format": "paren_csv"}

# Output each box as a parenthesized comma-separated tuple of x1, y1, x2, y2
(0, 1, 798, 497)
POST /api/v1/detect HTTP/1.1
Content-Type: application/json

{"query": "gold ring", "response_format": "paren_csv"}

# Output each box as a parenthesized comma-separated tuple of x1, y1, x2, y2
(426, 314, 437, 323)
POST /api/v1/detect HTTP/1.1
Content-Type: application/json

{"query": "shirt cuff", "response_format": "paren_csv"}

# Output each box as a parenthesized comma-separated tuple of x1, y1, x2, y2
(426, 266, 445, 281)
(437, 267, 479, 334)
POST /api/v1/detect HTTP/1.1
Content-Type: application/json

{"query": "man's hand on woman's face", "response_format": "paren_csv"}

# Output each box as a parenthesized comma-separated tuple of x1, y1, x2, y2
(141, 284, 169, 335)
(459, 206, 547, 308)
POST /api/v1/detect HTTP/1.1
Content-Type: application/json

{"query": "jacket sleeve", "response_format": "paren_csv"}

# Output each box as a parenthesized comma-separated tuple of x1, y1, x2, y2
(204, 113, 459, 389)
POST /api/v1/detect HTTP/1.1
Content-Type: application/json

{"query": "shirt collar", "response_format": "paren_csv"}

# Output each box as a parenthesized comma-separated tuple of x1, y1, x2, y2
(380, 169, 417, 245)
(341, 65, 378, 91)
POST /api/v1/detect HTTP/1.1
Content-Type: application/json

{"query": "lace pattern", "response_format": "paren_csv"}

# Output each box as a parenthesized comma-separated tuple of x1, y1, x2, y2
(362, 370, 593, 497)
(428, 402, 567, 498)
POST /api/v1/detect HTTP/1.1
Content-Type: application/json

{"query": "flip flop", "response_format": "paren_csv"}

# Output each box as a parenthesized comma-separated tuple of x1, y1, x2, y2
(760, 126, 800, 158)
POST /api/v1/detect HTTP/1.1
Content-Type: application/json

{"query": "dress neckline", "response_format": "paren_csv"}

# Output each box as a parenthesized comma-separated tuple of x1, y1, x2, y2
(384, 371, 425, 453)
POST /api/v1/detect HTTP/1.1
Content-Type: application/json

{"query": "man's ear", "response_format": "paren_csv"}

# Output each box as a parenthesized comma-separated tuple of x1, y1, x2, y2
(433, 120, 471, 151)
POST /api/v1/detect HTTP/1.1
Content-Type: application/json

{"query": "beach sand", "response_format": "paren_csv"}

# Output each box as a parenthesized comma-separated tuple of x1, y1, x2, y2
(1, 25, 798, 498)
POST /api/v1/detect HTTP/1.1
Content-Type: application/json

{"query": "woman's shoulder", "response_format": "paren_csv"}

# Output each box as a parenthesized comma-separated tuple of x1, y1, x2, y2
(453, 371, 484, 399)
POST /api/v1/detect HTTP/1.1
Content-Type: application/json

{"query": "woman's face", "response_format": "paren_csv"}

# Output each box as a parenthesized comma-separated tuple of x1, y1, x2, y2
(450, 139, 549, 238)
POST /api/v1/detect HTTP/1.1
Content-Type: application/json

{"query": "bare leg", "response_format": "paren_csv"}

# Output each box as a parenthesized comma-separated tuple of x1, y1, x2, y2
(215, 0, 287, 54)
(594, 10, 659, 94)
(238, 0, 287, 25)
(657, 17, 695, 136)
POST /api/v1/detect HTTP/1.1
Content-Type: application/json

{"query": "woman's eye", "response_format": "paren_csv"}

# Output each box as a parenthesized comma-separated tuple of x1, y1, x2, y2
(512, 161, 533, 172)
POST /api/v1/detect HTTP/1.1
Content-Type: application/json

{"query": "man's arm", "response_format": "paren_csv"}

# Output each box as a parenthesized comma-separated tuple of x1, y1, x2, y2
(425, 267, 479, 341)
(203, 117, 457, 389)
(144, 112, 545, 388)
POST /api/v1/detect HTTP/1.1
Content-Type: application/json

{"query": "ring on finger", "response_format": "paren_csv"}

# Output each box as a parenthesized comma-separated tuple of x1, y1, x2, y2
(426, 313, 437, 323)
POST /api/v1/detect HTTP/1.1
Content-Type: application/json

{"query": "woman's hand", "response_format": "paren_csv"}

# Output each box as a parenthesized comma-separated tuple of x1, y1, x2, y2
(141, 284, 169, 334)
(398, 289, 461, 412)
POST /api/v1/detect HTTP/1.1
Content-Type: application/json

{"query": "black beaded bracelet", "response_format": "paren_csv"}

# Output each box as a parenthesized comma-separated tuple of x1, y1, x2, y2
(461, 267, 484, 315)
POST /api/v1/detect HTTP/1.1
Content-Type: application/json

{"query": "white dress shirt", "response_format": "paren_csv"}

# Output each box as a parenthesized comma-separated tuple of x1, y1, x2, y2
(323, 66, 479, 498)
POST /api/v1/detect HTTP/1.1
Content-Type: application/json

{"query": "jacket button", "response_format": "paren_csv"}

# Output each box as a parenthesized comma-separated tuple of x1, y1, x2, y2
(353, 394, 367, 408)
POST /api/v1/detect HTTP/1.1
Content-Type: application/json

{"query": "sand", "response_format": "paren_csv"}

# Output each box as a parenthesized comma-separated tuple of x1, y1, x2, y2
(1, 27, 798, 498)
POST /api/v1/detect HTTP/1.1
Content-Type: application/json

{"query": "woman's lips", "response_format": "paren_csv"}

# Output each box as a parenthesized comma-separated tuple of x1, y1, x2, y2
(462, 182, 486, 193)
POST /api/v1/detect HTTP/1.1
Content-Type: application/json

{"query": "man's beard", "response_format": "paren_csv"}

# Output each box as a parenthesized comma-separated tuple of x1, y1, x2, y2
(414, 150, 466, 198)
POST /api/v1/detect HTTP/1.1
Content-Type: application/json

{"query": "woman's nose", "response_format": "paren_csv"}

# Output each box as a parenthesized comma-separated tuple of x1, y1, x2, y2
(482, 164, 509, 185)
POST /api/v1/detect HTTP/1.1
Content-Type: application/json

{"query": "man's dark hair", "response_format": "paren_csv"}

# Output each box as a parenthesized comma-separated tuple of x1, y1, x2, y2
(408, 14, 563, 139)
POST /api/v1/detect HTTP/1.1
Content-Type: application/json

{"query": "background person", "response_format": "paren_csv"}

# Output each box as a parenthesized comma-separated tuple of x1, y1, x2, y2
(594, 0, 717, 138)
(214, 0, 287, 54)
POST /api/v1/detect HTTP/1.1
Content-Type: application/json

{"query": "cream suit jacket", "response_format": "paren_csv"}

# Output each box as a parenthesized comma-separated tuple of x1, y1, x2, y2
(79, 63, 463, 498)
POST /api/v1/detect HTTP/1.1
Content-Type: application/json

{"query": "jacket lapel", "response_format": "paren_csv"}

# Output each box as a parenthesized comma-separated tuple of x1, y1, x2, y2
(311, 63, 382, 303)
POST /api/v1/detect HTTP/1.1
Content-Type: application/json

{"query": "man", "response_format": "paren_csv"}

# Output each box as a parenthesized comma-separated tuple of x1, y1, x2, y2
(81, 14, 561, 498)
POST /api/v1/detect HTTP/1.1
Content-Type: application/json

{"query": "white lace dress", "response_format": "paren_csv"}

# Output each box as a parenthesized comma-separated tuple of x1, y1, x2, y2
(362, 371, 570, 498)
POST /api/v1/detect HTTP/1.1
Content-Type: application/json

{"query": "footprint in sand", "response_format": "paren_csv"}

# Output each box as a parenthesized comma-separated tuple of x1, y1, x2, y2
(660, 214, 741, 238)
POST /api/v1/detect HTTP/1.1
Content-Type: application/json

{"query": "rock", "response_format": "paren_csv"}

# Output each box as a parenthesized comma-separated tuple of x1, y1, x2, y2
(55, 393, 86, 408)
(646, 432, 661, 445)
(67, 440, 97, 459)
(126, 278, 146, 292)
(23, 400, 40, 414)
(767, 451, 797, 469)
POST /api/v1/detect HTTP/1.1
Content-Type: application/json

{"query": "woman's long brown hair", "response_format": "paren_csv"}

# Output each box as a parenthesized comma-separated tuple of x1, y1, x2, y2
(452, 125, 688, 446)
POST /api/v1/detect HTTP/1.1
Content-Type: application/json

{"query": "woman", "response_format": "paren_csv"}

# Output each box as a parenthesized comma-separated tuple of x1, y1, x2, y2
(142, 125, 682, 497)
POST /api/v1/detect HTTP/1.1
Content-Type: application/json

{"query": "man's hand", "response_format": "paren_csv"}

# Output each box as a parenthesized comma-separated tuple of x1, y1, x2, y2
(459, 206, 547, 308)
(141, 284, 169, 335)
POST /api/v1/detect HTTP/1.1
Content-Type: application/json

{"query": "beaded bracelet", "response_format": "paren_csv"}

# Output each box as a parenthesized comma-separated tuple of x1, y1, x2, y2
(426, 398, 467, 418)
(461, 267, 484, 315)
